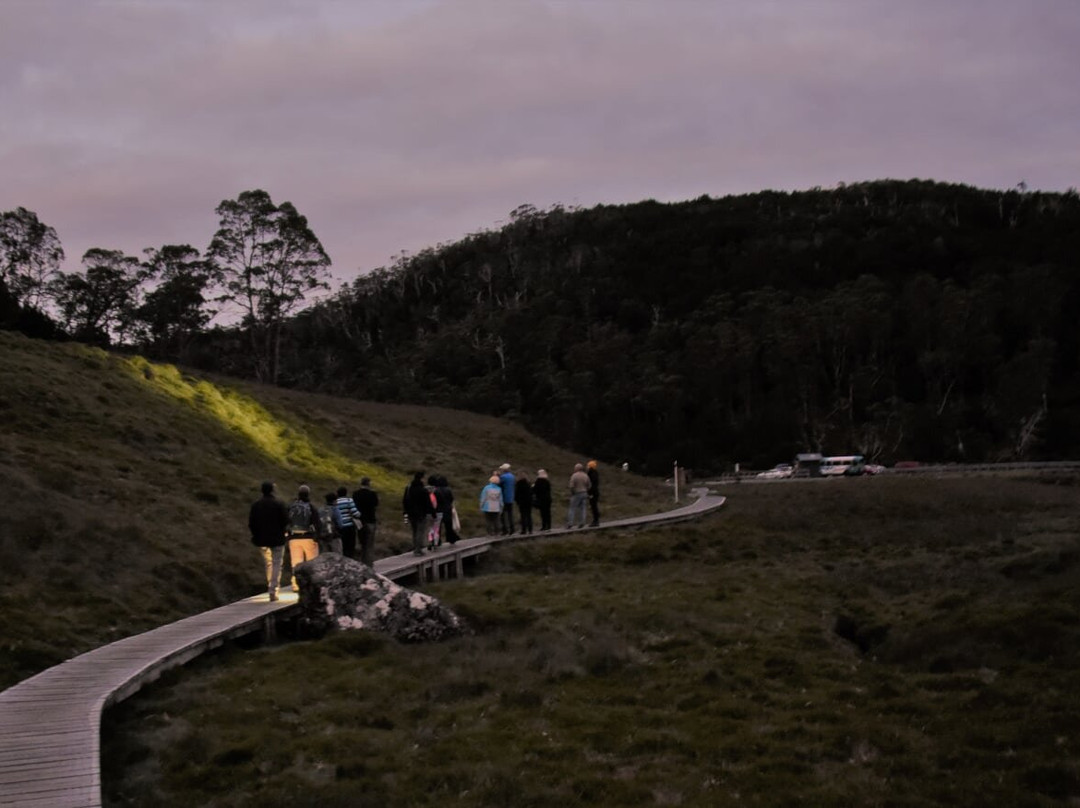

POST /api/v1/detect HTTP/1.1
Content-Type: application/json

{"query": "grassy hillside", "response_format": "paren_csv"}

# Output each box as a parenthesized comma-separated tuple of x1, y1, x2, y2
(101, 474, 1080, 806)
(0, 331, 669, 689)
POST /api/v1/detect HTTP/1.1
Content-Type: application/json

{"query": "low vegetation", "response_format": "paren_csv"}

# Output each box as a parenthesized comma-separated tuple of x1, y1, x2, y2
(102, 474, 1080, 806)
(0, 331, 668, 689)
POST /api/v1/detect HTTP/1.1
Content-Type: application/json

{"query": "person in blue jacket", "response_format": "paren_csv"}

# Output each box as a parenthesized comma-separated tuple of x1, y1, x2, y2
(498, 463, 516, 535)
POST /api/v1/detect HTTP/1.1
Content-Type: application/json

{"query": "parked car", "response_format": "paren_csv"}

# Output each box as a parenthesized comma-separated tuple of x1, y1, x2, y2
(757, 463, 794, 479)
(863, 463, 887, 475)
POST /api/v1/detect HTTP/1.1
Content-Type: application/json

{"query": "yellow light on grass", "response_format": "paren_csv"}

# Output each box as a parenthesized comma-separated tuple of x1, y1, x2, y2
(122, 355, 396, 489)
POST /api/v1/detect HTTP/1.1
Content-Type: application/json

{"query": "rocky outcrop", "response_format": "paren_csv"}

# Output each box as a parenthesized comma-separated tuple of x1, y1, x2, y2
(293, 553, 465, 642)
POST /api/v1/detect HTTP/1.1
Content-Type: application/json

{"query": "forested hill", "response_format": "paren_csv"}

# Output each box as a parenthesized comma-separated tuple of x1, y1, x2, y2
(200, 179, 1080, 473)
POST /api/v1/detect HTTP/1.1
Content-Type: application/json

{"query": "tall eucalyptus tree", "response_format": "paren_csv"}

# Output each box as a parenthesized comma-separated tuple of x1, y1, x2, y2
(0, 207, 64, 311)
(207, 189, 331, 383)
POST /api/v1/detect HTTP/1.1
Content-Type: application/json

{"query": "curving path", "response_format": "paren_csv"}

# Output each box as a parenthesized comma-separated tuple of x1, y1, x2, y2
(0, 489, 725, 807)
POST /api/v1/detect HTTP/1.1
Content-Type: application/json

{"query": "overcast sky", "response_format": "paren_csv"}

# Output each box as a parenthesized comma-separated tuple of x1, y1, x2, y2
(3, 0, 1078, 288)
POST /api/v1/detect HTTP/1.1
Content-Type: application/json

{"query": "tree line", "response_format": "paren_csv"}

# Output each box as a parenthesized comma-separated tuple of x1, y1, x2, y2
(0, 189, 330, 384)
(5, 180, 1080, 471)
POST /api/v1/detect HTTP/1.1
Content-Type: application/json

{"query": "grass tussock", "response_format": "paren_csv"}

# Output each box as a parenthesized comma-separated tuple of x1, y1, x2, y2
(103, 474, 1080, 806)
(0, 331, 668, 689)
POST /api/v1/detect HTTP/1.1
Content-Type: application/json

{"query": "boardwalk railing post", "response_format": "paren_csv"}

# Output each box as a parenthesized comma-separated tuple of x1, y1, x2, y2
(263, 613, 277, 644)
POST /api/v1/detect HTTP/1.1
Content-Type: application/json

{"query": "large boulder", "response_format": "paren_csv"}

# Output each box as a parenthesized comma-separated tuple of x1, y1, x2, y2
(293, 553, 465, 642)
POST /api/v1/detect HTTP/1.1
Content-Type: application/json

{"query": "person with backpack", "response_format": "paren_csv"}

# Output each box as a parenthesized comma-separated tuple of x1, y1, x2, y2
(479, 474, 504, 536)
(286, 484, 322, 588)
(333, 486, 361, 560)
(249, 480, 289, 601)
(318, 492, 343, 554)
(352, 477, 379, 566)
(403, 470, 435, 556)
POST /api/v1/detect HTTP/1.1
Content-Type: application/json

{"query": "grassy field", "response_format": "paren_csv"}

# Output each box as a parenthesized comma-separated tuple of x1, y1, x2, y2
(101, 474, 1080, 806)
(0, 331, 669, 689)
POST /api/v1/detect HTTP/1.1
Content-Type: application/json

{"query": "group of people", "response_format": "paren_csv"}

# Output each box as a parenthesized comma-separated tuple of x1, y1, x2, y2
(479, 460, 600, 536)
(249, 461, 603, 599)
(248, 478, 380, 601)
(402, 472, 462, 557)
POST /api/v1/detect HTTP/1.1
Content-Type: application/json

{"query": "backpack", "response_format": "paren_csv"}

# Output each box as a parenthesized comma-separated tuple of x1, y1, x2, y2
(288, 500, 314, 535)
(318, 505, 337, 537)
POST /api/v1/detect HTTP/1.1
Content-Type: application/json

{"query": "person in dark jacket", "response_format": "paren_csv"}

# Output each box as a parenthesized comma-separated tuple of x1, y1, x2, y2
(587, 460, 601, 527)
(352, 477, 379, 566)
(515, 472, 534, 534)
(434, 475, 460, 545)
(402, 470, 436, 556)
(533, 469, 552, 531)
(248, 480, 289, 601)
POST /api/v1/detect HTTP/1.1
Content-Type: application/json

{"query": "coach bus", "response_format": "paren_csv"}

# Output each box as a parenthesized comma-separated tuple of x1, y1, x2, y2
(820, 455, 866, 476)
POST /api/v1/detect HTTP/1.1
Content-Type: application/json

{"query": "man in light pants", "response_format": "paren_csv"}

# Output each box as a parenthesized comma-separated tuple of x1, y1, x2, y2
(566, 463, 591, 529)
(249, 481, 289, 601)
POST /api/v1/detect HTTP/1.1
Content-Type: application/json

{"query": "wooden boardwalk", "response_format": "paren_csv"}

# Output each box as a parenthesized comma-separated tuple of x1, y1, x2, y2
(0, 490, 724, 807)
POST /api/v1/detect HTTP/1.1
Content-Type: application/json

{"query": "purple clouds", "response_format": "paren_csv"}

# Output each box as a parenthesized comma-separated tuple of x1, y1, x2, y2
(2, 0, 1076, 291)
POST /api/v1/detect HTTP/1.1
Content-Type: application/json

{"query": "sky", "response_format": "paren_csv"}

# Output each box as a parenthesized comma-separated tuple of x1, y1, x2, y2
(2, 0, 1078, 289)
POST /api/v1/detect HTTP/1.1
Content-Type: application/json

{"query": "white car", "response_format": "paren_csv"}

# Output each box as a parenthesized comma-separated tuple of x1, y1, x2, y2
(757, 464, 794, 479)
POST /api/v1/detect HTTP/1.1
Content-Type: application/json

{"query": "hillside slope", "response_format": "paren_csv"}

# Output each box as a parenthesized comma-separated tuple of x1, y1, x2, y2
(0, 331, 668, 688)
